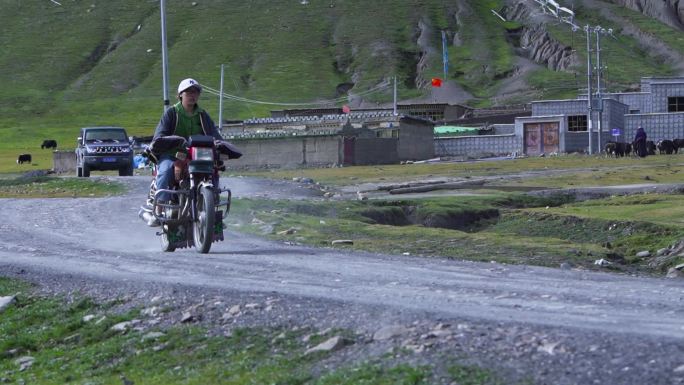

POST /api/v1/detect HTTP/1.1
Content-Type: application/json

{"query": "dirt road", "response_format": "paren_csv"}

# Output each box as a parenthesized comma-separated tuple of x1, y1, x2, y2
(1, 176, 683, 384)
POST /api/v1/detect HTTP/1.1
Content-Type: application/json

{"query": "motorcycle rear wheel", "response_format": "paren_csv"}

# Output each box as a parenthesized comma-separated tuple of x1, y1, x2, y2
(193, 185, 215, 253)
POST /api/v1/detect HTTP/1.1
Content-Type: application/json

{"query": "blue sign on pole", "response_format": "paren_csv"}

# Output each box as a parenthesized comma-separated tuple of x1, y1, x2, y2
(611, 128, 621, 137)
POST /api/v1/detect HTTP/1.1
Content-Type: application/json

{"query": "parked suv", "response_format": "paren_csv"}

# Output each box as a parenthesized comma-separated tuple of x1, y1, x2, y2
(76, 126, 134, 177)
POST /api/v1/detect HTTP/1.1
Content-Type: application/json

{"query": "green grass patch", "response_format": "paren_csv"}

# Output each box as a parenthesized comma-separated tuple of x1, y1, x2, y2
(241, 153, 684, 187)
(447, 363, 507, 385)
(0, 176, 126, 198)
(451, 0, 516, 102)
(2, 0, 683, 172)
(0, 277, 504, 384)
(229, 189, 684, 274)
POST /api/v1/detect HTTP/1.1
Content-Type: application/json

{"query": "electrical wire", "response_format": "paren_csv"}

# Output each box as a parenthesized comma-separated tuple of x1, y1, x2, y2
(202, 83, 389, 106)
(200, 81, 392, 107)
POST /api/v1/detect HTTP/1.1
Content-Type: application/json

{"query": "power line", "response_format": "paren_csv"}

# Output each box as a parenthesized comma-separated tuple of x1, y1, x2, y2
(200, 81, 392, 107)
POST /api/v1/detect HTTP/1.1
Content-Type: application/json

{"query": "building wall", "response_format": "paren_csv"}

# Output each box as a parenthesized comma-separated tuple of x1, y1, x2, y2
(529, 99, 628, 151)
(443, 105, 470, 120)
(564, 131, 613, 152)
(604, 100, 629, 142)
(227, 135, 341, 168)
(650, 83, 684, 113)
(641, 78, 653, 93)
(53, 151, 77, 173)
(515, 115, 563, 153)
(624, 112, 684, 142)
(492, 124, 515, 134)
(531, 99, 587, 116)
(397, 119, 435, 160)
(354, 138, 398, 165)
(605, 92, 649, 113)
(434, 134, 519, 157)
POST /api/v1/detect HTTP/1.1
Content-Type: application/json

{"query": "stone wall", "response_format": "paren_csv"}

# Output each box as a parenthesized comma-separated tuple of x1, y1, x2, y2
(53, 151, 76, 173)
(227, 135, 341, 169)
(354, 138, 398, 165)
(434, 134, 519, 157)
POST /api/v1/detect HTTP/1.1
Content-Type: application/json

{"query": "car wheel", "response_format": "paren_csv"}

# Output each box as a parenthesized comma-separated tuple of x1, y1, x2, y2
(77, 167, 83, 177)
(82, 164, 90, 177)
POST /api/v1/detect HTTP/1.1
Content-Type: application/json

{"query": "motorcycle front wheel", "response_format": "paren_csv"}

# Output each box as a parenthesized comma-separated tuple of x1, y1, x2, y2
(193, 185, 215, 253)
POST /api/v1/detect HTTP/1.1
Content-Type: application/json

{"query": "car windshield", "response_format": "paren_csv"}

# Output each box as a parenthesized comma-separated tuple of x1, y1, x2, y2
(85, 129, 127, 142)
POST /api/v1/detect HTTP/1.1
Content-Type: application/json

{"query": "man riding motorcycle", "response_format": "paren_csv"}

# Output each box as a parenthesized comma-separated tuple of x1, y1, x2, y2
(147, 78, 223, 227)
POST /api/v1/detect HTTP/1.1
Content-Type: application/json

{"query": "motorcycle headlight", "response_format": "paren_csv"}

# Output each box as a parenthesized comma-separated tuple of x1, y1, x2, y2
(192, 147, 214, 161)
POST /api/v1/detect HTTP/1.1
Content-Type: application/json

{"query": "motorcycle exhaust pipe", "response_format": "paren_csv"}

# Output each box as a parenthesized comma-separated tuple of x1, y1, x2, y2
(139, 208, 159, 227)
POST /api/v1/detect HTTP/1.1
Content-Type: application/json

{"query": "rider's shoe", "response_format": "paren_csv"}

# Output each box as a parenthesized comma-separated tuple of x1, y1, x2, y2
(147, 200, 170, 227)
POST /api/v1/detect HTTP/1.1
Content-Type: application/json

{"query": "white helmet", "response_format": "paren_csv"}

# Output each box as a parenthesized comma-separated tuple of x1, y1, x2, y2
(177, 78, 202, 94)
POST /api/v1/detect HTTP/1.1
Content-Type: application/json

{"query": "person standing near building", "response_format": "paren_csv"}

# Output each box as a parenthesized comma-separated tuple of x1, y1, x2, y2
(633, 126, 648, 157)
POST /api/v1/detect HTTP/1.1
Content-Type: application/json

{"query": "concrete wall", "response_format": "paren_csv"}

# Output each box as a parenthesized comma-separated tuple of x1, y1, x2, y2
(228, 135, 341, 168)
(650, 82, 684, 113)
(531, 99, 587, 116)
(564, 131, 612, 153)
(226, 134, 403, 168)
(53, 151, 76, 173)
(624, 112, 684, 142)
(434, 134, 518, 157)
(397, 119, 435, 161)
(606, 92, 649, 113)
(354, 138, 398, 165)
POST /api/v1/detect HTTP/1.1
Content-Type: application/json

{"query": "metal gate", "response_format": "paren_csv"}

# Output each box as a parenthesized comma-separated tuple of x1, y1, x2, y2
(524, 122, 559, 155)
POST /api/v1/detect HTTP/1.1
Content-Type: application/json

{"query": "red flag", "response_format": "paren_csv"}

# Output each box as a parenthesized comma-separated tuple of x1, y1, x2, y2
(431, 78, 442, 87)
(342, 105, 351, 114)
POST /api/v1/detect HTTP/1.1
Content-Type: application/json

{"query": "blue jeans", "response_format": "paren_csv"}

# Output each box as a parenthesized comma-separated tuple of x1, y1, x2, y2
(155, 154, 175, 202)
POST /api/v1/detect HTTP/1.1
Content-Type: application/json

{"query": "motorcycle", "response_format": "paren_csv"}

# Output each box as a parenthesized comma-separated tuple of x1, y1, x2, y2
(138, 135, 242, 253)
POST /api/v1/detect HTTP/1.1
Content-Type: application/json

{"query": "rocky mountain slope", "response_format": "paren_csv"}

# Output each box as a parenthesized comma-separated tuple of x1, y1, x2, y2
(1, 0, 683, 130)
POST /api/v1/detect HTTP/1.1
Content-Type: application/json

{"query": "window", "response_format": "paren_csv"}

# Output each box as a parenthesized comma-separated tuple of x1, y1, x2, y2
(376, 129, 399, 138)
(567, 115, 587, 132)
(668, 97, 684, 112)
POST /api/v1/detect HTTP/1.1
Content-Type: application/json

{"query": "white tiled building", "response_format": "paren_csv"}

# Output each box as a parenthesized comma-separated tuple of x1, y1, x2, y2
(514, 76, 684, 155)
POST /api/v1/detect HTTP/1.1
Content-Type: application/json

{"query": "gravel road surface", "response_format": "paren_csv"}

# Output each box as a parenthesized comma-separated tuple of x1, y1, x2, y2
(1, 176, 683, 384)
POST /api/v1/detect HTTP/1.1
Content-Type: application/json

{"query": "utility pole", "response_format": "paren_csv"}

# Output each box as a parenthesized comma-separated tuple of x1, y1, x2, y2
(585, 25, 594, 155)
(393, 76, 398, 116)
(160, 0, 170, 111)
(595, 27, 603, 154)
(530, 1, 616, 156)
(441, 30, 448, 83)
(218, 64, 225, 135)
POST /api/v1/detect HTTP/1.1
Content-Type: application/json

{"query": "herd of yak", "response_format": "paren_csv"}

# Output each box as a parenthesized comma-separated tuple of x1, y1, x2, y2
(14, 138, 684, 166)
(16, 139, 57, 164)
(604, 139, 684, 157)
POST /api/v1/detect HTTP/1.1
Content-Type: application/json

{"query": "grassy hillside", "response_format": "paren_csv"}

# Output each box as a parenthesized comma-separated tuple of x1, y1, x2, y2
(1, 0, 683, 172)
